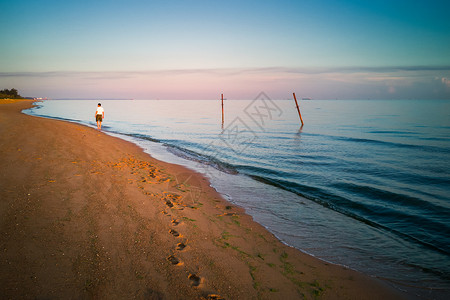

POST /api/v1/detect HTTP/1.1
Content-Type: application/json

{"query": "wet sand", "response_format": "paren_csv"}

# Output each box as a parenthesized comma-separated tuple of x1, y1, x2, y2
(0, 100, 407, 299)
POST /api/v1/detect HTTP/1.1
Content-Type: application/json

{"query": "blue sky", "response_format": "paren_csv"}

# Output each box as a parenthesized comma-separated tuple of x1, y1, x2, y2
(1, 0, 449, 99)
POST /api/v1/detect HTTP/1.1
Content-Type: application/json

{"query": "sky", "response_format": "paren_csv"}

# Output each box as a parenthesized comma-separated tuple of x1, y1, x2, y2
(1, 0, 450, 99)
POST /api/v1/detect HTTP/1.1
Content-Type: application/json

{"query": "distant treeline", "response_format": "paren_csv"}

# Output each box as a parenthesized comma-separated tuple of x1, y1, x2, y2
(0, 88, 23, 99)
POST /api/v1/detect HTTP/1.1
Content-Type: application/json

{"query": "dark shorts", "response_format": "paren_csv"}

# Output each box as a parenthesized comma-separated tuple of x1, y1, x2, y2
(96, 114, 103, 122)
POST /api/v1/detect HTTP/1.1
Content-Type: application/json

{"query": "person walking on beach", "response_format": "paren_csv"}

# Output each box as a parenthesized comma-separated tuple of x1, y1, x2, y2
(95, 103, 105, 129)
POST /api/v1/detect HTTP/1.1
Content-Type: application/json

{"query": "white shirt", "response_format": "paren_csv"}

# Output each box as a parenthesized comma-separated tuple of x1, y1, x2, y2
(96, 107, 104, 115)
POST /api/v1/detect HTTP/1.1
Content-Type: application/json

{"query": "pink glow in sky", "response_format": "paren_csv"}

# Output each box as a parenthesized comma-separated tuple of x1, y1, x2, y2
(3, 67, 449, 100)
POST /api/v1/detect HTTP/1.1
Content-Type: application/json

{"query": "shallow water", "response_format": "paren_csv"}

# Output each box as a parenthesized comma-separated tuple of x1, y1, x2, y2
(26, 98, 450, 298)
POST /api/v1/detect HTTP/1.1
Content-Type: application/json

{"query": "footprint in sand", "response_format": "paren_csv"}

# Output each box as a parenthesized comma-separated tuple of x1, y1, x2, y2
(207, 295, 225, 300)
(169, 229, 180, 237)
(167, 255, 180, 265)
(176, 242, 186, 251)
(188, 274, 201, 287)
(165, 200, 174, 208)
(171, 219, 180, 226)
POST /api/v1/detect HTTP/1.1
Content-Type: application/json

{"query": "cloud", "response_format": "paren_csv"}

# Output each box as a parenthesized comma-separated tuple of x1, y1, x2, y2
(240, 66, 450, 75)
(2, 65, 450, 99)
(0, 71, 136, 79)
(2, 65, 450, 79)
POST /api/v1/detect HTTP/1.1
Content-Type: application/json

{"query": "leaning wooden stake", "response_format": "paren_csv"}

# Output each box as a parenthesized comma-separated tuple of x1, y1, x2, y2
(221, 93, 224, 125)
(293, 92, 304, 125)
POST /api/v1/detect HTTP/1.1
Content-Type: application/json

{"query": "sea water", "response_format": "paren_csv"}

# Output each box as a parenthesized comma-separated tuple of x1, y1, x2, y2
(25, 99, 450, 298)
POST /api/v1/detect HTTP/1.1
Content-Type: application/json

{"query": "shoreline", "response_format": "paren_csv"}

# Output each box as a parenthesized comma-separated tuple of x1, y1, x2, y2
(0, 100, 407, 299)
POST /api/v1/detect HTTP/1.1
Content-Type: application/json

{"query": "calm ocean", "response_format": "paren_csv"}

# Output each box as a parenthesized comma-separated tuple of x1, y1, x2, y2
(25, 98, 450, 298)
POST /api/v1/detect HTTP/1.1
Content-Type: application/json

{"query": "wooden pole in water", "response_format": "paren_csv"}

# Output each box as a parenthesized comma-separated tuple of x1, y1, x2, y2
(293, 93, 304, 125)
(221, 93, 224, 125)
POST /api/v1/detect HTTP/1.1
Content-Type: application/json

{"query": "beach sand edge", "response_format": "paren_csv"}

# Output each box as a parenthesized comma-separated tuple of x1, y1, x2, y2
(0, 100, 408, 299)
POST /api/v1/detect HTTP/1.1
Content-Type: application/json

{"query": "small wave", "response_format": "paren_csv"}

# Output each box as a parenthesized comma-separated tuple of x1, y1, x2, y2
(165, 144, 238, 175)
(302, 131, 448, 152)
(310, 132, 450, 154)
(123, 132, 162, 143)
(25, 112, 83, 125)
(243, 171, 450, 257)
(368, 130, 418, 135)
(124, 132, 240, 175)
(332, 181, 450, 217)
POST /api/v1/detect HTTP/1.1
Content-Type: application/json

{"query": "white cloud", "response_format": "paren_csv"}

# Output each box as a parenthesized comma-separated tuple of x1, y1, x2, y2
(2, 66, 450, 99)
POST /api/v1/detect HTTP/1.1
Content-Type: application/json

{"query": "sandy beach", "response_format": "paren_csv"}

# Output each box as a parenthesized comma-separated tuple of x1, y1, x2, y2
(0, 100, 407, 299)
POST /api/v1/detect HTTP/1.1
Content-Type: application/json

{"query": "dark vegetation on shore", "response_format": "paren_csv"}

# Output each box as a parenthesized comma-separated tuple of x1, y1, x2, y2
(0, 88, 23, 99)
